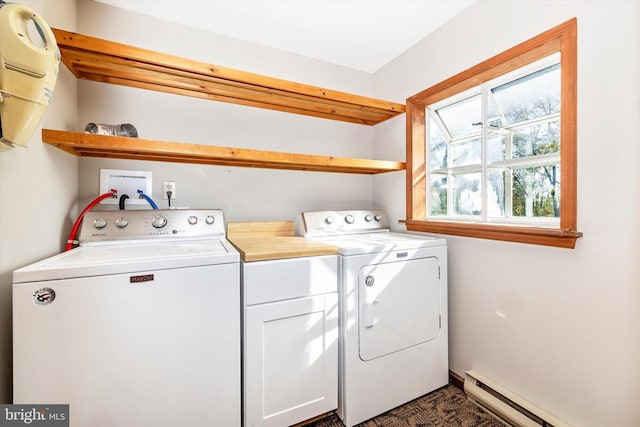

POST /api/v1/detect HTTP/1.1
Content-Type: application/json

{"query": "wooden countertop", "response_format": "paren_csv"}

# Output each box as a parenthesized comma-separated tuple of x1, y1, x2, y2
(227, 221, 337, 262)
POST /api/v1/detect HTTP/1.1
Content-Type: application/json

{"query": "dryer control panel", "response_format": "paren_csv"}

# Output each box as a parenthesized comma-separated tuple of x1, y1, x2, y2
(78, 209, 226, 244)
(302, 210, 390, 237)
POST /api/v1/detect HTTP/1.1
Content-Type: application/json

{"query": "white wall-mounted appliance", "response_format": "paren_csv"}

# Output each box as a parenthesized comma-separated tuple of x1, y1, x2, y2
(302, 210, 448, 427)
(0, 1, 59, 150)
(13, 209, 240, 427)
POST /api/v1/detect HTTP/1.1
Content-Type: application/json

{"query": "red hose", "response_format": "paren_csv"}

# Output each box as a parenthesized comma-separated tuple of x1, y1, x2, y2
(65, 190, 117, 251)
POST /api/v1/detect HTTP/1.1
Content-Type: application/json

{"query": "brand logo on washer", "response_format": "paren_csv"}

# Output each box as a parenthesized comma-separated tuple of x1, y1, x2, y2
(33, 288, 56, 305)
(130, 274, 154, 283)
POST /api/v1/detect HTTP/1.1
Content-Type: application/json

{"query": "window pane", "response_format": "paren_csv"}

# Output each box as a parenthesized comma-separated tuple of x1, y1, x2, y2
(513, 120, 560, 158)
(487, 168, 506, 217)
(451, 138, 481, 166)
(435, 94, 481, 139)
(429, 173, 447, 216)
(511, 165, 560, 218)
(492, 63, 560, 125)
(487, 95, 504, 129)
(452, 173, 481, 216)
(429, 117, 448, 169)
(487, 132, 507, 163)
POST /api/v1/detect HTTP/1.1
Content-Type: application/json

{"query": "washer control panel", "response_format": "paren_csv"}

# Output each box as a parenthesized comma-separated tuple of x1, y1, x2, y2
(78, 209, 226, 244)
(302, 210, 390, 237)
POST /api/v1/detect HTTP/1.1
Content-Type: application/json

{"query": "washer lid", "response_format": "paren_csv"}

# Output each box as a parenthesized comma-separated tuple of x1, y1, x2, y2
(13, 239, 239, 283)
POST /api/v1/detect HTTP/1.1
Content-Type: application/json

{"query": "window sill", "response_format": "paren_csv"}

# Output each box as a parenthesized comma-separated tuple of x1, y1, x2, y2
(404, 219, 582, 249)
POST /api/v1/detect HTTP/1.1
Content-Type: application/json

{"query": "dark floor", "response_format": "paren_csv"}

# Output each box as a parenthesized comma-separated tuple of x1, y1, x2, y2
(303, 384, 505, 427)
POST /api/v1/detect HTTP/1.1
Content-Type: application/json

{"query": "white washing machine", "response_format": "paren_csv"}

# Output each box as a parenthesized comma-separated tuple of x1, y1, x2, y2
(13, 209, 241, 427)
(302, 210, 448, 427)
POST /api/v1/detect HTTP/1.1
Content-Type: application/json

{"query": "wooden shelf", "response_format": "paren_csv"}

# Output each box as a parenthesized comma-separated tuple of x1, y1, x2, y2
(48, 29, 406, 174)
(52, 28, 406, 126)
(42, 130, 406, 174)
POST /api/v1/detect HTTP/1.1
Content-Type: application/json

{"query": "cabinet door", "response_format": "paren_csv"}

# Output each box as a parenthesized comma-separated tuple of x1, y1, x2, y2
(244, 293, 338, 427)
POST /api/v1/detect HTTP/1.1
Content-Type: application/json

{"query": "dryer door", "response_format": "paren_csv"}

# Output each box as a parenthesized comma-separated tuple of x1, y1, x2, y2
(358, 256, 441, 361)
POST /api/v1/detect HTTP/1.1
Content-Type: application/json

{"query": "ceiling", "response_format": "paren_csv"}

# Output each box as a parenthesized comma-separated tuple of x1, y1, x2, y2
(94, 0, 475, 73)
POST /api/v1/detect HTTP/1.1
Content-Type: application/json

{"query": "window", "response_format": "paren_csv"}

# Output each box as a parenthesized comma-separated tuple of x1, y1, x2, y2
(429, 55, 561, 224)
(406, 18, 582, 248)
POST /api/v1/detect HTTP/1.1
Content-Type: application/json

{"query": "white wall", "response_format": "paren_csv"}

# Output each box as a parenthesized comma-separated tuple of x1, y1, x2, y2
(374, 1, 640, 426)
(75, 1, 397, 223)
(0, 0, 77, 403)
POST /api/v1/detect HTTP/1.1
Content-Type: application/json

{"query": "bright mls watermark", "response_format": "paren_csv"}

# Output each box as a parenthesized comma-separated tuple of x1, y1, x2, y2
(0, 405, 68, 426)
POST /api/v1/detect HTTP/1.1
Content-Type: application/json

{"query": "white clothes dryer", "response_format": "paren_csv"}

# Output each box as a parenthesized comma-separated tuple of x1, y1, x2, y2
(302, 210, 448, 427)
(13, 209, 241, 427)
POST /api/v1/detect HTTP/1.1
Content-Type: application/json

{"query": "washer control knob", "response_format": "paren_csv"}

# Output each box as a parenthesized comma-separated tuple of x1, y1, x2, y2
(374, 215, 383, 222)
(92, 217, 107, 229)
(325, 216, 334, 225)
(151, 215, 168, 228)
(345, 214, 355, 224)
(188, 215, 198, 225)
(365, 215, 373, 222)
(115, 217, 129, 228)
(365, 275, 375, 287)
(205, 215, 215, 225)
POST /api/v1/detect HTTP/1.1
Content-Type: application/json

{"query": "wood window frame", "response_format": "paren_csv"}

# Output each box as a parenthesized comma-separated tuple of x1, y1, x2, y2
(405, 18, 582, 249)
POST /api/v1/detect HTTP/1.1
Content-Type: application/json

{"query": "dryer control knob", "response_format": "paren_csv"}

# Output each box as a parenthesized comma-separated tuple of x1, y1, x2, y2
(325, 216, 334, 225)
(365, 215, 373, 222)
(205, 215, 215, 225)
(188, 215, 198, 225)
(374, 215, 383, 222)
(151, 215, 168, 228)
(92, 217, 107, 229)
(345, 214, 355, 224)
(115, 217, 128, 228)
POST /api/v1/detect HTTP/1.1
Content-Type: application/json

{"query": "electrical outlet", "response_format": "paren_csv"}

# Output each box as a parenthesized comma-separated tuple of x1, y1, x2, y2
(163, 181, 176, 199)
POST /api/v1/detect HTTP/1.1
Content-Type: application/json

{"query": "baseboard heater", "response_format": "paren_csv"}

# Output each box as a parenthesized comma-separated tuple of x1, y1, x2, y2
(464, 370, 570, 427)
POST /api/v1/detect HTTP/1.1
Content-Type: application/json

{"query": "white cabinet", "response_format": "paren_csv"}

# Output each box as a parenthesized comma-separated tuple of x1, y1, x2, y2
(242, 255, 338, 427)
